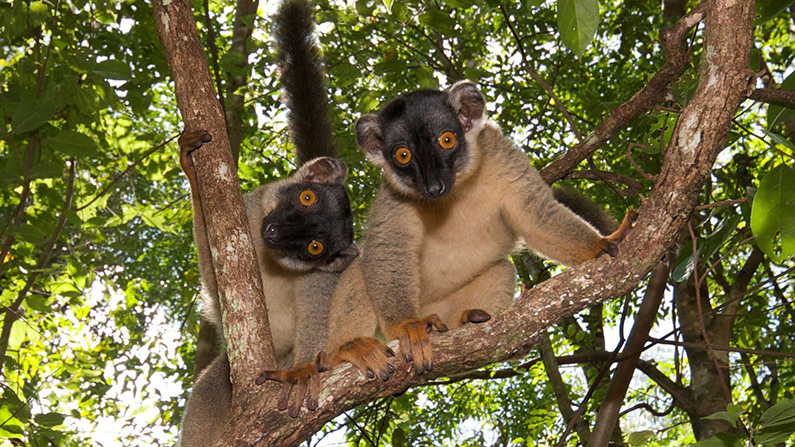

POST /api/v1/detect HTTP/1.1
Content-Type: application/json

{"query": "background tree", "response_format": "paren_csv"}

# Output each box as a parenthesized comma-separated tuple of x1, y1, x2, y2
(1, 0, 794, 446)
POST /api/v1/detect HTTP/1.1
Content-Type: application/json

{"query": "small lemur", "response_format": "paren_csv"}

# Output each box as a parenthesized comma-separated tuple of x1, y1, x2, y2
(325, 81, 636, 380)
(180, 0, 352, 445)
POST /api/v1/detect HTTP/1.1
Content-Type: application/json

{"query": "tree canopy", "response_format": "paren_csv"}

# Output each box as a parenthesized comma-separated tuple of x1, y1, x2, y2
(1, 0, 794, 446)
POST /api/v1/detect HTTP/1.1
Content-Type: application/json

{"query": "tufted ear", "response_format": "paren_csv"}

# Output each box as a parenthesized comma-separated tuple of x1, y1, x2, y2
(447, 81, 485, 132)
(298, 157, 348, 185)
(355, 114, 384, 160)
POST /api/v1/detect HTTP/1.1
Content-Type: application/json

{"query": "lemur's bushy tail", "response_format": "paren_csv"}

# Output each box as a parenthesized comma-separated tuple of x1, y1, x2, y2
(275, 0, 337, 165)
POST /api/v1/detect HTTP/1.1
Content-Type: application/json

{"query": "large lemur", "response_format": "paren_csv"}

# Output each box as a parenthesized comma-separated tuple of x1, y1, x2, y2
(180, 0, 352, 445)
(325, 81, 636, 380)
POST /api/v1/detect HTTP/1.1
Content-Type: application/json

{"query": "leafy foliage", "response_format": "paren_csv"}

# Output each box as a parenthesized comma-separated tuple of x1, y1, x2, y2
(0, 0, 794, 446)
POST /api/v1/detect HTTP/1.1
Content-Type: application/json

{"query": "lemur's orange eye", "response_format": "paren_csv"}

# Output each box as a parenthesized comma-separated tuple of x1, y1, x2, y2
(299, 189, 316, 207)
(394, 147, 412, 166)
(438, 131, 456, 149)
(307, 240, 325, 257)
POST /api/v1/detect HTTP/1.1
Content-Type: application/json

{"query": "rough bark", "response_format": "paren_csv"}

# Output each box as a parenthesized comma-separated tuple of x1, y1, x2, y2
(152, 0, 277, 399)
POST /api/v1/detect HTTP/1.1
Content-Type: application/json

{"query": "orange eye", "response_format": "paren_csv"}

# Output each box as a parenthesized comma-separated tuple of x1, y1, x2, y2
(299, 189, 316, 207)
(393, 147, 412, 166)
(438, 131, 456, 150)
(307, 240, 325, 257)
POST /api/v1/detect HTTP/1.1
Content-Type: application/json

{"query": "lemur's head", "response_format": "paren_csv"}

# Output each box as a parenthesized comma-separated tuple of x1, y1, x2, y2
(355, 81, 486, 201)
(258, 157, 357, 273)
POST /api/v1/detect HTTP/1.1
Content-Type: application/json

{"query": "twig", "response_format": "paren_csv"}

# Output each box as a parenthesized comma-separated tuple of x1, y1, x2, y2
(499, 4, 583, 141)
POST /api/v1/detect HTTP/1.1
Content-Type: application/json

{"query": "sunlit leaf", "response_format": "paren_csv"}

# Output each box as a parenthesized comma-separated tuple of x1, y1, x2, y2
(557, 0, 599, 56)
(750, 164, 795, 263)
(44, 130, 99, 158)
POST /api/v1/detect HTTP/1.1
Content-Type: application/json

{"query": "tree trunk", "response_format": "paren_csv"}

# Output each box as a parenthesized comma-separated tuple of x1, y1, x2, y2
(152, 0, 277, 400)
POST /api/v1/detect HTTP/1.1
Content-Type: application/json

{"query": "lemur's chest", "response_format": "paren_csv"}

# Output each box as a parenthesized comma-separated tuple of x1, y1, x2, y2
(416, 163, 517, 300)
(259, 269, 297, 367)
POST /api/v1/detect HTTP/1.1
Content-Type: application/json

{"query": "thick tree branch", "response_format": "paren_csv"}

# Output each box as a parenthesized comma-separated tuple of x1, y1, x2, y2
(539, 2, 708, 184)
(152, 0, 276, 398)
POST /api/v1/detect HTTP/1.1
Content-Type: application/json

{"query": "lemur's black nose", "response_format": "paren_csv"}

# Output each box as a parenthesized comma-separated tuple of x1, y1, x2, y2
(263, 223, 279, 241)
(424, 180, 446, 199)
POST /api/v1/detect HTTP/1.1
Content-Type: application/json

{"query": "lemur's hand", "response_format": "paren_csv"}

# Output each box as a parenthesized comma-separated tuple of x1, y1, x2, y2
(256, 351, 329, 418)
(177, 129, 212, 180)
(331, 337, 396, 381)
(387, 314, 449, 375)
(597, 209, 639, 257)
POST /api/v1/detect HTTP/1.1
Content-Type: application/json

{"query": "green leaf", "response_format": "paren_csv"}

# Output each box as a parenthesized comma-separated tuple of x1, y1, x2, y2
(44, 130, 99, 158)
(557, 0, 599, 56)
(392, 427, 406, 447)
(754, 0, 795, 24)
(417, 65, 439, 90)
(10, 224, 46, 245)
(10, 101, 56, 134)
(754, 398, 795, 445)
(93, 59, 132, 80)
(628, 430, 654, 446)
(750, 164, 795, 263)
(34, 412, 66, 427)
(690, 433, 742, 447)
(419, 10, 457, 35)
(464, 67, 492, 82)
(704, 407, 742, 428)
(767, 71, 795, 130)
(8, 322, 25, 351)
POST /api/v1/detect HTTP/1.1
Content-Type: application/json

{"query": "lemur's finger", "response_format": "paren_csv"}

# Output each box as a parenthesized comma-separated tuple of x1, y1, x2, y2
(277, 381, 294, 411)
(256, 369, 287, 385)
(287, 375, 308, 418)
(425, 314, 449, 332)
(306, 370, 321, 411)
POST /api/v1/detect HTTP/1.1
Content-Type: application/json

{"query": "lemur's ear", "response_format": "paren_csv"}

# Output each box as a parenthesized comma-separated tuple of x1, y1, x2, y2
(355, 114, 384, 158)
(318, 244, 360, 273)
(448, 81, 485, 132)
(299, 157, 348, 185)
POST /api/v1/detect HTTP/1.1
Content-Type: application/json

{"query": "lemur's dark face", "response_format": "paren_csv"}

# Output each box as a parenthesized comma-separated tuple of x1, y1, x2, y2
(260, 157, 357, 273)
(374, 91, 469, 200)
(356, 82, 485, 202)
(262, 182, 353, 267)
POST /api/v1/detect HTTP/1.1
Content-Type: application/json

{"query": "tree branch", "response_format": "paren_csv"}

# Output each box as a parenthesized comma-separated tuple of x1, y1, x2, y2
(588, 260, 670, 446)
(539, 2, 709, 184)
(152, 0, 276, 398)
(539, 333, 592, 444)
(747, 88, 795, 105)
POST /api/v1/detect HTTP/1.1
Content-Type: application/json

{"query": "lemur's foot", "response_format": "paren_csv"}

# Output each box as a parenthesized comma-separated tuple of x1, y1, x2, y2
(177, 129, 212, 175)
(597, 209, 638, 257)
(331, 337, 396, 381)
(460, 308, 492, 325)
(387, 314, 449, 375)
(256, 351, 329, 418)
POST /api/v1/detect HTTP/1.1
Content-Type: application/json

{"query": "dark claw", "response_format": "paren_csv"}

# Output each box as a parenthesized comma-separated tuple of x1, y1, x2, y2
(465, 309, 492, 324)
(385, 348, 396, 358)
(379, 370, 389, 381)
(306, 398, 318, 411)
(425, 360, 433, 372)
(365, 368, 375, 379)
(288, 406, 300, 419)
(607, 243, 619, 257)
(405, 352, 413, 363)
(277, 394, 289, 411)
(386, 363, 395, 373)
